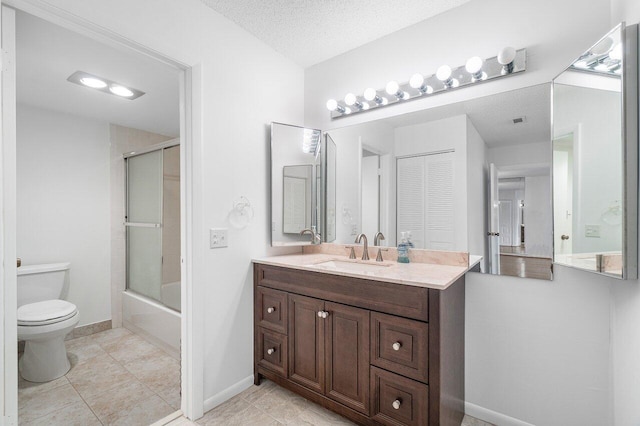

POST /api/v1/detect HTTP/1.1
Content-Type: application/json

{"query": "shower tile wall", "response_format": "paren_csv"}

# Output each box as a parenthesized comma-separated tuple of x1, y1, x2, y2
(109, 124, 174, 327)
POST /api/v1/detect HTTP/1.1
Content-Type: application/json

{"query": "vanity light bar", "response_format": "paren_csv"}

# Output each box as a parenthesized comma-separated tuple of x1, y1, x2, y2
(326, 47, 526, 119)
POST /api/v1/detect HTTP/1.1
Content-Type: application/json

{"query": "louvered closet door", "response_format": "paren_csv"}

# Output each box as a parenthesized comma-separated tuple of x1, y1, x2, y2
(397, 152, 455, 250)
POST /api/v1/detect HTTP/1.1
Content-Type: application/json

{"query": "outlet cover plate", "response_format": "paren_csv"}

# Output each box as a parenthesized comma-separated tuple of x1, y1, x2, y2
(585, 224, 601, 238)
(210, 228, 228, 248)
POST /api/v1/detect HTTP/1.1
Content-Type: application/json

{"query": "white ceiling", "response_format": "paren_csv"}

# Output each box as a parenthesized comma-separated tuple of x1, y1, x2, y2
(200, 0, 472, 68)
(383, 84, 551, 148)
(16, 11, 180, 137)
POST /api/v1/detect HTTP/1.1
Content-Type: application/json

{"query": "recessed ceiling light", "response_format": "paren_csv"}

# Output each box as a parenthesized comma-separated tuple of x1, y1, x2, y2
(109, 85, 134, 97)
(79, 77, 107, 89)
(67, 71, 145, 100)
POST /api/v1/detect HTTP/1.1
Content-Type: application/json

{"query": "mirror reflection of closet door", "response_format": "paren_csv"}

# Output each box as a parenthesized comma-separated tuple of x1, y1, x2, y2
(126, 150, 163, 301)
(397, 152, 455, 250)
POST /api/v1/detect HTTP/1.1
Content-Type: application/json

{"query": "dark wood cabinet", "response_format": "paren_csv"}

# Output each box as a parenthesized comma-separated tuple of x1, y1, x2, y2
(325, 301, 370, 415)
(288, 294, 325, 393)
(254, 263, 465, 426)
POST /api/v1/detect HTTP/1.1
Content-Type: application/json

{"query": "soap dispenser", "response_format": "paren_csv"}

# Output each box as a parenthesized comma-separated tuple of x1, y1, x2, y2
(397, 232, 410, 263)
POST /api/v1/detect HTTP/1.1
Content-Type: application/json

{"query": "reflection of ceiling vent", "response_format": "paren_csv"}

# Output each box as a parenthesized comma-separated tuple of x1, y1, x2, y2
(512, 116, 527, 124)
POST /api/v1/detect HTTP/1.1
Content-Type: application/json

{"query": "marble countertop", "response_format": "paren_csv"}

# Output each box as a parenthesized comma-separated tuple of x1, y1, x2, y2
(253, 253, 469, 290)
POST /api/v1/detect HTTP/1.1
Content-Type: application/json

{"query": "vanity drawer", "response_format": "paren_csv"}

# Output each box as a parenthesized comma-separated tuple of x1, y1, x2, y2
(257, 327, 287, 377)
(371, 312, 428, 383)
(371, 366, 428, 426)
(257, 286, 288, 334)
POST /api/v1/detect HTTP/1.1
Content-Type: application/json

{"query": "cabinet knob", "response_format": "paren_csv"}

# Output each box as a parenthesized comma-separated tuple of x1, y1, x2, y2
(392, 399, 401, 410)
(317, 310, 329, 319)
(392, 342, 402, 351)
(266, 307, 275, 314)
(317, 310, 324, 318)
(267, 348, 275, 355)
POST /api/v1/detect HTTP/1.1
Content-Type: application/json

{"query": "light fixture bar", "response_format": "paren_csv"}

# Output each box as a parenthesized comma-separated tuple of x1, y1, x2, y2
(67, 71, 145, 100)
(327, 48, 526, 119)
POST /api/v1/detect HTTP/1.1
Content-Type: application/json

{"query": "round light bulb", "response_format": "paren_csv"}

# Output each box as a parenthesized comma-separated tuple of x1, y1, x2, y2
(436, 65, 452, 81)
(465, 56, 483, 74)
(609, 44, 622, 61)
(497, 46, 516, 65)
(344, 93, 357, 106)
(385, 81, 400, 95)
(381, 97, 389, 105)
(344, 107, 352, 115)
(363, 88, 377, 101)
(326, 99, 338, 111)
(362, 102, 370, 110)
(79, 77, 107, 89)
(109, 85, 134, 97)
(409, 73, 425, 89)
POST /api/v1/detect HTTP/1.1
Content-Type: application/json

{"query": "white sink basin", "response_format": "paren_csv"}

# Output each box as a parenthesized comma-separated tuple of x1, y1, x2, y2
(308, 260, 391, 274)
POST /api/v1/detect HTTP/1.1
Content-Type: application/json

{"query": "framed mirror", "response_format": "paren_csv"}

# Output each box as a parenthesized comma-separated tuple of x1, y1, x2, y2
(325, 84, 553, 280)
(552, 23, 638, 279)
(270, 123, 322, 246)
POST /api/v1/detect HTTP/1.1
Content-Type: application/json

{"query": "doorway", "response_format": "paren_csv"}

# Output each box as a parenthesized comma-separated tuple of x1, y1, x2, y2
(1, 4, 197, 424)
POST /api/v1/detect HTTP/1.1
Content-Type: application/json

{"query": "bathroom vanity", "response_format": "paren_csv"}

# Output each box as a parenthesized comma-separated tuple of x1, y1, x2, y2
(253, 249, 468, 426)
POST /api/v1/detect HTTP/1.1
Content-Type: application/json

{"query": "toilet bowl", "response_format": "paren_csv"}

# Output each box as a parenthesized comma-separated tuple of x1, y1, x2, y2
(17, 263, 79, 382)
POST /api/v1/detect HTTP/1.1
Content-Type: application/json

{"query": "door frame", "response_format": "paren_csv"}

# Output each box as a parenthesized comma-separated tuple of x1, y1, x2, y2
(0, 1, 203, 422)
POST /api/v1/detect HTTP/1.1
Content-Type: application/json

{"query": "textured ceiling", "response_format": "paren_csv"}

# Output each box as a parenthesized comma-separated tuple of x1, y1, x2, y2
(200, 0, 471, 67)
(17, 11, 180, 137)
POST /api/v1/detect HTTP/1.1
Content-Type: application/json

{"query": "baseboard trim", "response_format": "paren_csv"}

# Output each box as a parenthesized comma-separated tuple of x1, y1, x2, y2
(203, 375, 254, 414)
(466, 402, 536, 426)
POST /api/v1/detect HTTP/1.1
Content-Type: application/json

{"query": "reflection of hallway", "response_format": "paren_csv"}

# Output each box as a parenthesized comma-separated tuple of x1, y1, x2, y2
(19, 327, 179, 425)
(500, 245, 553, 280)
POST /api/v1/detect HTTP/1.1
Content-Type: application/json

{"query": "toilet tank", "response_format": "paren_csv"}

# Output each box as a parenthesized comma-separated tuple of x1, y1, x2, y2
(17, 263, 71, 307)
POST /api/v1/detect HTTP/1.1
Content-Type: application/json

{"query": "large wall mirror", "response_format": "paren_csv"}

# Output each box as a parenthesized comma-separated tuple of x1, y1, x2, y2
(552, 23, 638, 279)
(324, 84, 553, 280)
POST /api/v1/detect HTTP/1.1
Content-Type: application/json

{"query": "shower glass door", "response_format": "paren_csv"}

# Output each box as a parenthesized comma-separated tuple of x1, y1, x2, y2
(126, 150, 163, 302)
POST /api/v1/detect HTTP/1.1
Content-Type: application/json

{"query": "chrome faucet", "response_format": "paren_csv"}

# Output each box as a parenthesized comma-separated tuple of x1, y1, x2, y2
(355, 233, 369, 261)
(374, 232, 387, 262)
(300, 226, 322, 245)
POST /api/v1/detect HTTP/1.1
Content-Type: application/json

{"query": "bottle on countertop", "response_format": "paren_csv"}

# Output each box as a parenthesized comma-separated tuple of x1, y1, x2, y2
(397, 232, 410, 263)
(406, 231, 415, 248)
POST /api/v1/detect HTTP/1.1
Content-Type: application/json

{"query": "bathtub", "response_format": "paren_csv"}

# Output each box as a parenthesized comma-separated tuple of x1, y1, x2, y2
(122, 290, 180, 359)
(161, 281, 181, 312)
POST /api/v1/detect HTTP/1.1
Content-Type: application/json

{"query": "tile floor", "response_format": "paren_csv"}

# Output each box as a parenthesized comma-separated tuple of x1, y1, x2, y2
(18, 327, 180, 425)
(195, 379, 494, 426)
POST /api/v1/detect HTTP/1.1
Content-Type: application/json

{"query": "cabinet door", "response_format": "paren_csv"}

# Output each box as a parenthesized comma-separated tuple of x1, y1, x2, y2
(325, 302, 370, 415)
(288, 294, 325, 393)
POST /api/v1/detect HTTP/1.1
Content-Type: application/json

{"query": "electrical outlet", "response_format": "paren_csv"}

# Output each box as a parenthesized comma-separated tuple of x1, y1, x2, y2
(210, 228, 228, 248)
(585, 224, 601, 238)
(351, 224, 358, 236)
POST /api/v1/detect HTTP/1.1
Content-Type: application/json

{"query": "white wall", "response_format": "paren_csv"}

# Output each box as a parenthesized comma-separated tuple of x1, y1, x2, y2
(17, 103, 111, 327)
(610, 2, 640, 425)
(32, 0, 305, 414)
(304, 0, 615, 424)
(524, 175, 553, 257)
(466, 118, 487, 269)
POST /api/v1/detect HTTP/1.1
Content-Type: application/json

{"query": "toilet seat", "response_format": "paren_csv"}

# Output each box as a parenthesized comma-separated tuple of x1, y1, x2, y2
(18, 300, 78, 326)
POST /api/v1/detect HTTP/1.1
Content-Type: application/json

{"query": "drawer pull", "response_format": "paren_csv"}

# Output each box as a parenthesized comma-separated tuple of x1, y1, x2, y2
(317, 310, 329, 319)
(266, 307, 275, 314)
(392, 342, 402, 351)
(392, 399, 402, 410)
(267, 348, 275, 355)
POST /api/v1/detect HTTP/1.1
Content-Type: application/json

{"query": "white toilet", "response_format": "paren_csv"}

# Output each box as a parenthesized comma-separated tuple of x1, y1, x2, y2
(17, 262, 79, 383)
